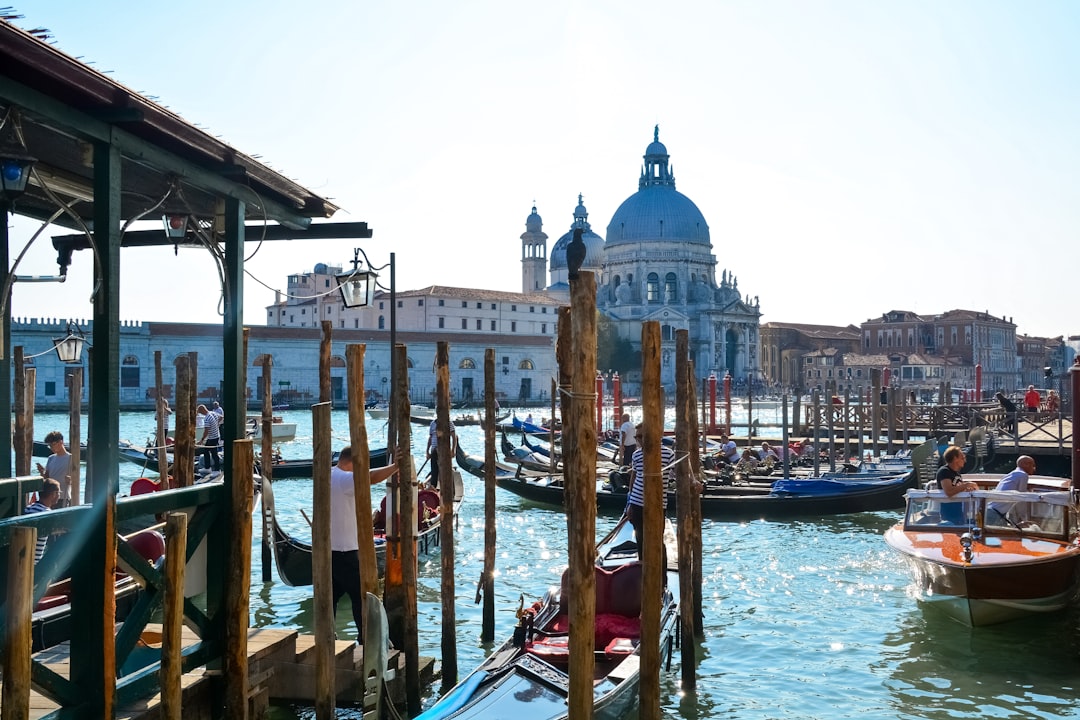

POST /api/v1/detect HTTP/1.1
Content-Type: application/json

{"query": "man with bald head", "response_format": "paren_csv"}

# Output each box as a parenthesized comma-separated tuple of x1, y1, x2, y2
(988, 456, 1036, 525)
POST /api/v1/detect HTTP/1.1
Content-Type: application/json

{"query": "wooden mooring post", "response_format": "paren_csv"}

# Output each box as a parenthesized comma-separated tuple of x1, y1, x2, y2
(675, 331, 697, 691)
(174, 355, 194, 488)
(480, 348, 497, 642)
(2, 526, 35, 720)
(639, 321, 663, 719)
(565, 271, 598, 720)
(311, 402, 335, 719)
(435, 341, 458, 692)
(346, 345, 380, 639)
(160, 512, 188, 720)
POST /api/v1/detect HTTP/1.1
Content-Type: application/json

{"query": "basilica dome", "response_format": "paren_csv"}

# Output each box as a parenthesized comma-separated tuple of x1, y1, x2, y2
(604, 127, 710, 248)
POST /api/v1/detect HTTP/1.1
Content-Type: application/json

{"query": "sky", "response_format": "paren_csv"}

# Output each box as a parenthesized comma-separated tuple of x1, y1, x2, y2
(6, 1, 1079, 339)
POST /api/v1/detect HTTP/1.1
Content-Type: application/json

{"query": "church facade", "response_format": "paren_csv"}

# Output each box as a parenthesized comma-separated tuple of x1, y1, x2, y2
(527, 128, 762, 387)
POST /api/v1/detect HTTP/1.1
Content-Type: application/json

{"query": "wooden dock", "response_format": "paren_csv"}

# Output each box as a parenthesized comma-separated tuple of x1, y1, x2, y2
(7, 624, 433, 719)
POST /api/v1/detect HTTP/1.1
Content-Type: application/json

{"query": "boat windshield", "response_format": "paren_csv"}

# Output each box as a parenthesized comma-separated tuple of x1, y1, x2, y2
(902, 489, 1074, 540)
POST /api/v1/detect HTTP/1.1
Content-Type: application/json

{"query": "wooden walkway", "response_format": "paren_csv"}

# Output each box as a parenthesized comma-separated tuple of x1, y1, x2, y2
(7, 624, 430, 719)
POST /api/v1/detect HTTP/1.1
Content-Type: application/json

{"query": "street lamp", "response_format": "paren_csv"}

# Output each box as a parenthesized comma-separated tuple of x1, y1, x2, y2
(335, 246, 396, 419)
(52, 321, 86, 364)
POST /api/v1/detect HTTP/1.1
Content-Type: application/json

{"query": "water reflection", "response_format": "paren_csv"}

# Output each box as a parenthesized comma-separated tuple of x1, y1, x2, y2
(879, 606, 1080, 719)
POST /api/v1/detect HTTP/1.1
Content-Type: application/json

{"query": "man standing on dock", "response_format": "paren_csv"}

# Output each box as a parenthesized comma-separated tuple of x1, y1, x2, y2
(36, 431, 72, 507)
(1024, 385, 1040, 413)
(619, 413, 636, 466)
(624, 423, 674, 561)
(330, 446, 399, 641)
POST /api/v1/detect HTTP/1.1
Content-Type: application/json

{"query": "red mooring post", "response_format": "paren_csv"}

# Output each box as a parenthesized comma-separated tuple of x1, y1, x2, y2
(596, 372, 605, 434)
(1070, 357, 1079, 492)
(708, 372, 717, 433)
(724, 372, 732, 433)
(613, 372, 622, 429)
(883, 366, 891, 389)
(975, 363, 983, 402)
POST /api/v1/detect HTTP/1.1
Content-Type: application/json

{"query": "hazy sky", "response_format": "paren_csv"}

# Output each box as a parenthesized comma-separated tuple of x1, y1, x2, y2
(7, 1, 1078, 339)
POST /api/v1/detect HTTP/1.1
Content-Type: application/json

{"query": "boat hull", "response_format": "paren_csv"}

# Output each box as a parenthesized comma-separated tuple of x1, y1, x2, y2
(885, 526, 1080, 626)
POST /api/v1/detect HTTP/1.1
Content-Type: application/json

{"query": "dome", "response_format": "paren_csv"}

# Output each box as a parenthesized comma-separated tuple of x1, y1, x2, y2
(604, 127, 710, 247)
(550, 227, 604, 270)
(605, 186, 710, 247)
(550, 194, 604, 271)
(525, 205, 543, 232)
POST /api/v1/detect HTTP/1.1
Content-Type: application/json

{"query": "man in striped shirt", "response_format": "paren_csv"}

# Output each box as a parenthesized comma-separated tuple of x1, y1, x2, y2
(25, 478, 61, 563)
(624, 423, 674, 561)
(197, 404, 222, 473)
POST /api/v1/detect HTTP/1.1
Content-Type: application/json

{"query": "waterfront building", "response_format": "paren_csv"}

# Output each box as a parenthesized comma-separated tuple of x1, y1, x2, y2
(860, 309, 1018, 395)
(760, 322, 862, 392)
(9, 317, 553, 410)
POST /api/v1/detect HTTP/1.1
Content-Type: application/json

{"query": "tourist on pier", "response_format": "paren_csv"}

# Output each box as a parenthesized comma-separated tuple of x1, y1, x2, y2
(988, 455, 1035, 525)
(1046, 390, 1060, 413)
(625, 424, 674, 561)
(619, 413, 636, 465)
(196, 404, 222, 473)
(24, 478, 61, 563)
(425, 417, 457, 491)
(995, 392, 1017, 433)
(935, 445, 977, 524)
(330, 446, 400, 642)
(1024, 385, 1040, 413)
(36, 430, 72, 507)
(211, 401, 224, 420)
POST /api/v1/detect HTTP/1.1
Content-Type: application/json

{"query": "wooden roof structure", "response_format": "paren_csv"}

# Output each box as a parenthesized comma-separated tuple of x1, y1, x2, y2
(0, 18, 370, 716)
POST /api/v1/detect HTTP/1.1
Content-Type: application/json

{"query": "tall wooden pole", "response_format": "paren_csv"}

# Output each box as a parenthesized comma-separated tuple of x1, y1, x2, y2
(12, 347, 27, 476)
(2, 526, 35, 720)
(871, 368, 882, 458)
(566, 272, 597, 720)
(436, 341, 458, 692)
(393, 344, 421, 715)
(155, 352, 167, 487)
(556, 307, 572, 535)
(260, 356, 274, 583)
(224, 440, 253, 719)
(68, 368, 82, 505)
(319, 321, 332, 403)
(160, 512, 188, 720)
(687, 362, 704, 638)
(346, 345, 379, 633)
(675, 330, 697, 689)
(174, 356, 194, 488)
(639, 321, 663, 719)
(311, 403, 335, 720)
(481, 348, 497, 642)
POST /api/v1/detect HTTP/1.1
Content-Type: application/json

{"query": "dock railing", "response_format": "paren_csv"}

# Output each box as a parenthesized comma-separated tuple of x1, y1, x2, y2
(0, 478, 228, 715)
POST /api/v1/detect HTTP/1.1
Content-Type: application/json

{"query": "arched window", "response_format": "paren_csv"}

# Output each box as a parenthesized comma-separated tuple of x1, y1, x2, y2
(122, 355, 139, 365)
(519, 359, 534, 370)
(646, 273, 660, 302)
(406, 357, 414, 369)
(664, 272, 677, 302)
(460, 358, 476, 369)
(613, 275, 621, 289)
(378, 315, 385, 329)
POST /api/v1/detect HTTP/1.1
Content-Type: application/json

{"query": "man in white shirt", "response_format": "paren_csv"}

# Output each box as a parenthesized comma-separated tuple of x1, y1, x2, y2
(330, 446, 400, 641)
(619, 413, 636, 465)
(425, 418, 456, 491)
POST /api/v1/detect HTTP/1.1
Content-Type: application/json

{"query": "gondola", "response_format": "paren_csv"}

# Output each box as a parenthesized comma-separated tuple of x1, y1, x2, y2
(118, 441, 389, 480)
(414, 515, 678, 720)
(261, 470, 464, 587)
(459, 443, 919, 521)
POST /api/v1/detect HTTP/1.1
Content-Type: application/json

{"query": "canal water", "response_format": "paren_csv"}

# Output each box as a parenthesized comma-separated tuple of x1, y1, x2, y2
(31, 409, 1080, 719)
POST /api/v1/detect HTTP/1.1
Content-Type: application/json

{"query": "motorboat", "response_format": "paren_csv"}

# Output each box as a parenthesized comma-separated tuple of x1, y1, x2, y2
(884, 474, 1080, 626)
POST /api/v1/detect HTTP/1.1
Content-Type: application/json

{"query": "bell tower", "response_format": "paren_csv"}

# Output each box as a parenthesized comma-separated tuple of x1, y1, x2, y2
(521, 204, 548, 292)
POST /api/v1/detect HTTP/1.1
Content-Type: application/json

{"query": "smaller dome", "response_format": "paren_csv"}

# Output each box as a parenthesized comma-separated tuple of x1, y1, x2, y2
(550, 194, 603, 271)
(525, 205, 543, 232)
(314, 263, 328, 274)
